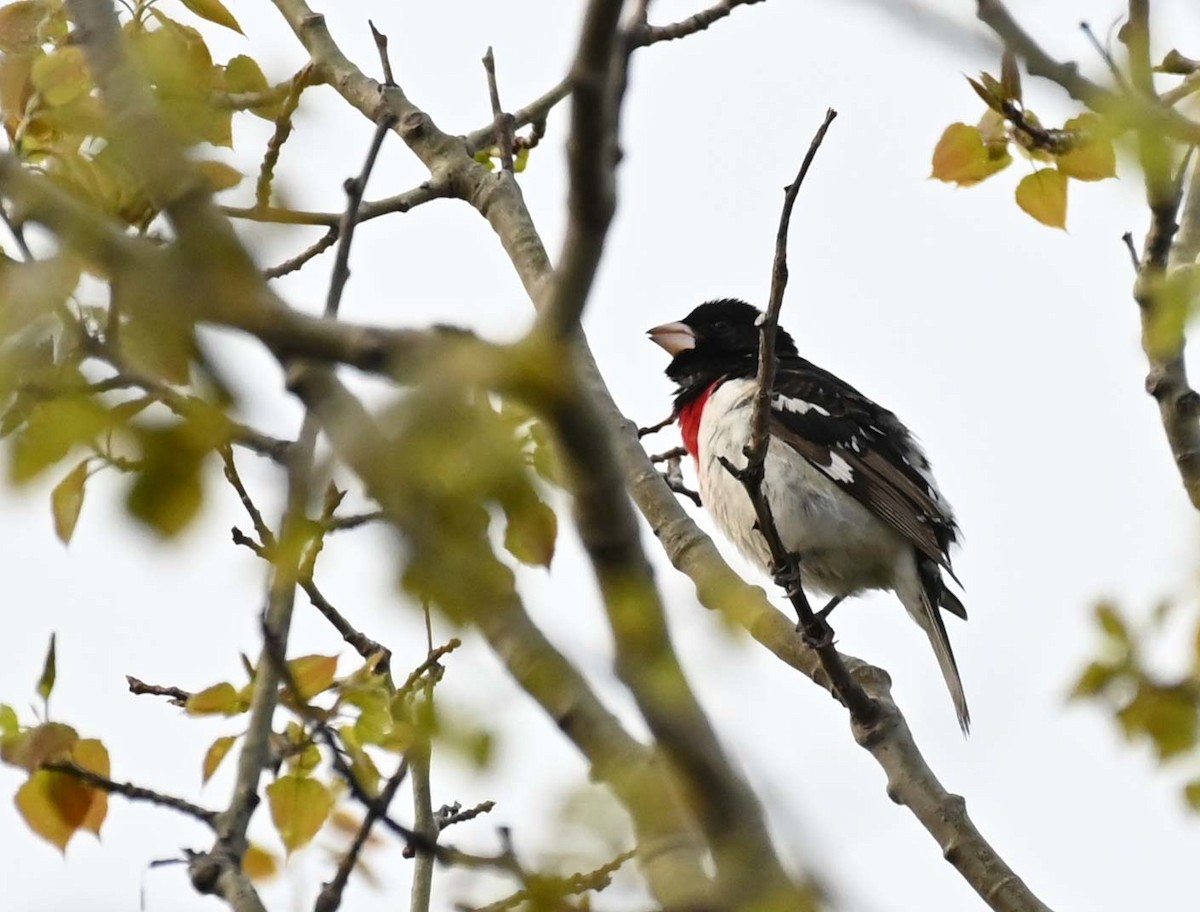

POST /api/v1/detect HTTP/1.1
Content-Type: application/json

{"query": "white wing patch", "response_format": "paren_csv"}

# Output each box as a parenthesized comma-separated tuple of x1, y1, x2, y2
(772, 394, 830, 417)
(823, 452, 854, 483)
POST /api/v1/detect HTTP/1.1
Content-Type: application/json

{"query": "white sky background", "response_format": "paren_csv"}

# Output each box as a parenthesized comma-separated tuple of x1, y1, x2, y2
(2, 0, 1199, 910)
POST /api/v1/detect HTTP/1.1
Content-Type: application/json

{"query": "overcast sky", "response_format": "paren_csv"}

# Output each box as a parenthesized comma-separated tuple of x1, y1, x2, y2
(3, 1, 1199, 911)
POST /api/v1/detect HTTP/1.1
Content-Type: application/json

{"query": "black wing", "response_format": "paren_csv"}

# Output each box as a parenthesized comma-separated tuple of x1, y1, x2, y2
(767, 356, 961, 579)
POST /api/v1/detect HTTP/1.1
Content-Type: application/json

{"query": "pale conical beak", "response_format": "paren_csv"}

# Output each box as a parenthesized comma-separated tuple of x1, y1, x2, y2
(647, 321, 696, 356)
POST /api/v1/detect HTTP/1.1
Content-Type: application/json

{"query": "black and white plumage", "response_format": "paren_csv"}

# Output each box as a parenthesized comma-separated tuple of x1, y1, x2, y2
(649, 298, 970, 732)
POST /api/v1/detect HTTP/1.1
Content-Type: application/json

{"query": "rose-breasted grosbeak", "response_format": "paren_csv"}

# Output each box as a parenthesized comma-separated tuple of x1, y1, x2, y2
(649, 298, 970, 732)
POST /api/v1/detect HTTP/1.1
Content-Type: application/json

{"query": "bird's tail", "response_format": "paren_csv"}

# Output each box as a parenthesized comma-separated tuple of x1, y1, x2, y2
(895, 553, 970, 734)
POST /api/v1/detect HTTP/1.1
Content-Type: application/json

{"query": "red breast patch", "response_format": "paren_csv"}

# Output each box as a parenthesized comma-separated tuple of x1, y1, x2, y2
(677, 380, 721, 459)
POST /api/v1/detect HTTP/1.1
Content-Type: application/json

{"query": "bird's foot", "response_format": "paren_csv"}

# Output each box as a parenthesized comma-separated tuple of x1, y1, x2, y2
(797, 612, 835, 649)
(771, 557, 806, 601)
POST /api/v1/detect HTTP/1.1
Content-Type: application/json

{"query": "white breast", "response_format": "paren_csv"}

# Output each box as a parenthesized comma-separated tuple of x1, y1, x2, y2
(694, 378, 907, 597)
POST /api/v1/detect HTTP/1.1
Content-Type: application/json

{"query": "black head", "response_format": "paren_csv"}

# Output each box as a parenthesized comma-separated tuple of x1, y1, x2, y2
(648, 298, 797, 395)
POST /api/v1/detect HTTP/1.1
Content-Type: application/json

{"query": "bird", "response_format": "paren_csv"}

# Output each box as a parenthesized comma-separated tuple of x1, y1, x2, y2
(648, 298, 970, 732)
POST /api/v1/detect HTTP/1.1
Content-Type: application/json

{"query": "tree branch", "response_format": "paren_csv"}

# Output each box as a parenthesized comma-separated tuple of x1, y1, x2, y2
(43, 760, 217, 827)
(630, 0, 767, 47)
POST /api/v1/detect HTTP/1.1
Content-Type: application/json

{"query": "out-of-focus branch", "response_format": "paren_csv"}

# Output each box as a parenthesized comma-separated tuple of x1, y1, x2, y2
(285, 365, 715, 910)
(534, 0, 622, 337)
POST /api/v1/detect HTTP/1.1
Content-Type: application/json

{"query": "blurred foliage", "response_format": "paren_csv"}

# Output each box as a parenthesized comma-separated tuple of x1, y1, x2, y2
(931, 51, 1117, 229)
(1071, 599, 1200, 811)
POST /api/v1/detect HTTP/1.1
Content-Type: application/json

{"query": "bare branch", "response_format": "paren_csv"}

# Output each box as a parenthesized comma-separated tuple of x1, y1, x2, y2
(43, 760, 217, 827)
(313, 759, 409, 912)
(264, 227, 339, 280)
(631, 0, 767, 47)
(125, 675, 192, 706)
(481, 48, 515, 173)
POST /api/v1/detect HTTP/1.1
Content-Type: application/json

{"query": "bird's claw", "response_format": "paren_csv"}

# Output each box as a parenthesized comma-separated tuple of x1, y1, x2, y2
(797, 613, 835, 649)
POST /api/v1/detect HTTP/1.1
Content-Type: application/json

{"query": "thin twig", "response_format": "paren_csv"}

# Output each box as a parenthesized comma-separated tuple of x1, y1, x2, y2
(631, 0, 766, 47)
(325, 117, 395, 319)
(301, 578, 392, 672)
(1122, 231, 1140, 270)
(322, 510, 386, 531)
(463, 849, 636, 912)
(43, 760, 217, 826)
(256, 68, 315, 210)
(125, 675, 192, 706)
(264, 227, 339, 280)
(482, 48, 515, 173)
(220, 446, 277, 547)
(368, 21, 396, 88)
(718, 108, 876, 723)
(397, 639, 463, 698)
(313, 759, 409, 912)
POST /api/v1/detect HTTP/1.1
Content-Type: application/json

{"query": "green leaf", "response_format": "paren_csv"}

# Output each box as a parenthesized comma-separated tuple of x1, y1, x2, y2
(202, 734, 237, 783)
(1015, 169, 1068, 229)
(9, 395, 111, 482)
(503, 493, 557, 568)
(29, 46, 89, 106)
(186, 682, 243, 716)
(1184, 779, 1200, 811)
(1117, 683, 1198, 760)
(0, 703, 17, 737)
(178, 0, 243, 35)
(127, 419, 224, 537)
(930, 123, 1011, 186)
(50, 459, 89, 545)
(1095, 600, 1130, 644)
(266, 774, 333, 854)
(36, 632, 56, 703)
(1069, 661, 1121, 699)
(513, 146, 530, 173)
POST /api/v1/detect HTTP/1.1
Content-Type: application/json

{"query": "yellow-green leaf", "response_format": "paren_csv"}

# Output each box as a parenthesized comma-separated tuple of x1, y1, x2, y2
(202, 735, 237, 783)
(9, 395, 110, 482)
(186, 682, 242, 716)
(178, 0, 242, 34)
(36, 632, 56, 703)
(287, 654, 338, 701)
(29, 46, 88, 107)
(1069, 661, 1120, 699)
(0, 703, 17, 737)
(513, 146, 530, 173)
(1055, 113, 1116, 182)
(266, 774, 333, 854)
(243, 844, 279, 880)
(1184, 779, 1200, 812)
(0, 1, 48, 54)
(1, 721, 76, 772)
(1095, 600, 1130, 643)
(0, 255, 81, 338)
(503, 494, 557, 568)
(1015, 169, 1068, 229)
(931, 123, 1011, 186)
(71, 738, 109, 835)
(51, 459, 89, 545)
(195, 160, 242, 192)
(15, 768, 92, 851)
